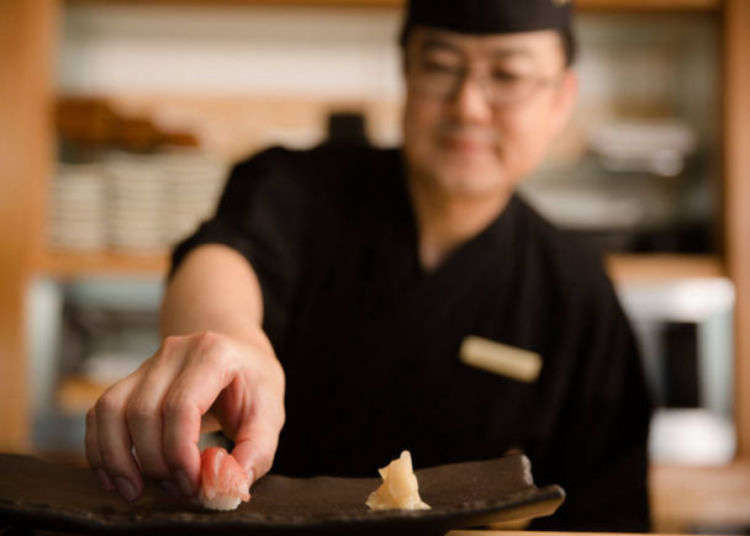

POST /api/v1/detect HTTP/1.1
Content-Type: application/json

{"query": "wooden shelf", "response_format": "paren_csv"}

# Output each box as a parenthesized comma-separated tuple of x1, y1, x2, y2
(576, 0, 720, 11)
(38, 250, 169, 278)
(64, 0, 722, 11)
(37, 250, 724, 282)
(605, 254, 726, 283)
(56, 376, 110, 415)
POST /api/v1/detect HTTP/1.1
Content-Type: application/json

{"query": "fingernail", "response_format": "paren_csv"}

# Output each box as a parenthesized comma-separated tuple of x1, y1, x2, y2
(175, 470, 194, 496)
(96, 469, 114, 491)
(160, 480, 180, 497)
(114, 477, 138, 502)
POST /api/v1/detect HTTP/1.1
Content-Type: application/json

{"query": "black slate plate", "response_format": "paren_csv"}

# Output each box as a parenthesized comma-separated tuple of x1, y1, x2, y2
(0, 453, 564, 536)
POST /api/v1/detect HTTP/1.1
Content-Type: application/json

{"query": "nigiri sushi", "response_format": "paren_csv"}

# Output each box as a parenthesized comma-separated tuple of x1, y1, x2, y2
(198, 447, 251, 511)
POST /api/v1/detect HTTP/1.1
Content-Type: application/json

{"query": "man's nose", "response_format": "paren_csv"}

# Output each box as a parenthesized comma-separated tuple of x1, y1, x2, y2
(451, 74, 493, 124)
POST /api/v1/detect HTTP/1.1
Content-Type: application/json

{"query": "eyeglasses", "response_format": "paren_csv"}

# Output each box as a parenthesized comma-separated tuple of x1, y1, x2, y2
(408, 58, 563, 106)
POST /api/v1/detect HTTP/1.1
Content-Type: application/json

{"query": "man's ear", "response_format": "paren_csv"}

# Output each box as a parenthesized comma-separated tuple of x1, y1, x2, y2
(549, 69, 578, 137)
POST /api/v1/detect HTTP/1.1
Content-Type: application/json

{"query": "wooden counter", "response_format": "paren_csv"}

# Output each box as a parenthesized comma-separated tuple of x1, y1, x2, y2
(650, 462, 750, 533)
(65, 0, 723, 10)
(449, 533, 697, 536)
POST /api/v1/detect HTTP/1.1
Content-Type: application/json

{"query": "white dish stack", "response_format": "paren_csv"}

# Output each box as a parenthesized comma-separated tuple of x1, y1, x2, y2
(49, 164, 108, 251)
(49, 151, 229, 254)
(105, 153, 165, 253)
(158, 152, 228, 246)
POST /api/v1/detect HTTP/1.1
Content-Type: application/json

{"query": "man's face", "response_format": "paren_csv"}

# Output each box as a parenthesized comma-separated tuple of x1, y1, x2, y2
(402, 27, 577, 198)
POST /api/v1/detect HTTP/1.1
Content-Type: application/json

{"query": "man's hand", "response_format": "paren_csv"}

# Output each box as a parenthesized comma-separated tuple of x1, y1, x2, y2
(85, 330, 285, 503)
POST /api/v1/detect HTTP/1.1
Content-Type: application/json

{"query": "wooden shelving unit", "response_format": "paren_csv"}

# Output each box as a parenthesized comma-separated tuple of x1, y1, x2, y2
(39, 250, 169, 278)
(0, 0, 58, 454)
(724, 0, 750, 474)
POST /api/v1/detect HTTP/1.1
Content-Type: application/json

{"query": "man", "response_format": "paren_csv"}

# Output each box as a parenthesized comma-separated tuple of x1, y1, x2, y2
(85, 0, 652, 531)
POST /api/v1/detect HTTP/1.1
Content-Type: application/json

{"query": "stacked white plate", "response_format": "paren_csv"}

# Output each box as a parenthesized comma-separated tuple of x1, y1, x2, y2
(53, 151, 229, 253)
(104, 152, 166, 253)
(157, 151, 228, 246)
(49, 164, 108, 251)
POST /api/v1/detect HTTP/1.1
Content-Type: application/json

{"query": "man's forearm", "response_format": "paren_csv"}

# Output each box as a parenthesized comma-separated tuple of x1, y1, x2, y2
(161, 244, 272, 354)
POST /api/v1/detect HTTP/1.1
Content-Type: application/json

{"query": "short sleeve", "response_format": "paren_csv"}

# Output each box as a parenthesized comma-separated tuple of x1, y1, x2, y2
(170, 146, 313, 350)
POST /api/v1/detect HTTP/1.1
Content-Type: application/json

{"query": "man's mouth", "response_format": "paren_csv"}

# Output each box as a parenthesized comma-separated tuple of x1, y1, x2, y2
(440, 135, 492, 153)
(437, 127, 497, 154)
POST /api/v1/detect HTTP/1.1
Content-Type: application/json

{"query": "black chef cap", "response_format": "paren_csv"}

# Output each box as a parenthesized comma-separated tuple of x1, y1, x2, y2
(399, 0, 573, 45)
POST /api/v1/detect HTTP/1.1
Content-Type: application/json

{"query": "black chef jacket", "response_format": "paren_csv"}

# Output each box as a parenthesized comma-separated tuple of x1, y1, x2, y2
(171, 144, 653, 532)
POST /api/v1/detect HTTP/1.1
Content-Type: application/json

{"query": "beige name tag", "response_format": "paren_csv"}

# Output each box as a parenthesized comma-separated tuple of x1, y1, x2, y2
(459, 335, 542, 383)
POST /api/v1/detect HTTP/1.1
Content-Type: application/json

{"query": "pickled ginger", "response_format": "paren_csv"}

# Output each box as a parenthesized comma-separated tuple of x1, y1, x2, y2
(365, 451, 430, 511)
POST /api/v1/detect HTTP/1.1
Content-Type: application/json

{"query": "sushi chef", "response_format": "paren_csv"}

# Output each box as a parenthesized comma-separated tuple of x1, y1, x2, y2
(85, 0, 653, 531)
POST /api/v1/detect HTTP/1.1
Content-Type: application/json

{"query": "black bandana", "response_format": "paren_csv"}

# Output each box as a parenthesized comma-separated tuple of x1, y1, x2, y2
(400, 0, 573, 45)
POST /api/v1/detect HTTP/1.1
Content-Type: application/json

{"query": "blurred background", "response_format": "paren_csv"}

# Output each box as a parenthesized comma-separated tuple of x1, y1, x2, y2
(1, 0, 749, 533)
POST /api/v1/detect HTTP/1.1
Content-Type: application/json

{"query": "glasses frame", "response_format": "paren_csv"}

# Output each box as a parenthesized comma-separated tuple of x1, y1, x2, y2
(405, 54, 566, 107)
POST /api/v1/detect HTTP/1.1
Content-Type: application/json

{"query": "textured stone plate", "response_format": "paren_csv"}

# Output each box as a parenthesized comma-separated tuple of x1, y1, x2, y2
(0, 453, 564, 536)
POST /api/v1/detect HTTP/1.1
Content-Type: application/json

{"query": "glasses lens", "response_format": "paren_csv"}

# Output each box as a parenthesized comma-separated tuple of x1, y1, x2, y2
(412, 60, 461, 97)
(410, 59, 549, 105)
(488, 75, 537, 104)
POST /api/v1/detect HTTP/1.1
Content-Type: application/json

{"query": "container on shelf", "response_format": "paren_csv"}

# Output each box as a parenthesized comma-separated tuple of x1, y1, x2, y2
(49, 164, 108, 252)
(50, 150, 230, 256)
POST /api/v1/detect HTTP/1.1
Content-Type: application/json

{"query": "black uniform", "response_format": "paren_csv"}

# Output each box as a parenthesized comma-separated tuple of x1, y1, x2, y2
(171, 144, 652, 532)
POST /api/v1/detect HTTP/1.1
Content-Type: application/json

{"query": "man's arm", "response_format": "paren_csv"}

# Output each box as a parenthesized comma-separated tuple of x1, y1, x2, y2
(85, 244, 285, 503)
(161, 244, 266, 342)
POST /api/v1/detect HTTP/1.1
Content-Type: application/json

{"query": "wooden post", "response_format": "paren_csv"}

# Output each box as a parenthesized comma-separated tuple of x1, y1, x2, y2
(724, 0, 750, 459)
(0, 1, 57, 452)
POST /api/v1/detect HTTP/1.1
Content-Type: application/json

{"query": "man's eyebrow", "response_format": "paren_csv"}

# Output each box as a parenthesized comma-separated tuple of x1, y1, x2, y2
(419, 38, 464, 55)
(489, 47, 534, 59)
(419, 37, 535, 61)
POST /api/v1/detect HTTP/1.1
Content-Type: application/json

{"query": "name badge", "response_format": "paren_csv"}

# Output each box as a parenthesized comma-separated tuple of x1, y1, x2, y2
(459, 335, 542, 383)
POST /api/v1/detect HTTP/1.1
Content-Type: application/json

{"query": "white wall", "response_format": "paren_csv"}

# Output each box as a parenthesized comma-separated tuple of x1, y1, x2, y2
(58, 4, 405, 99)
